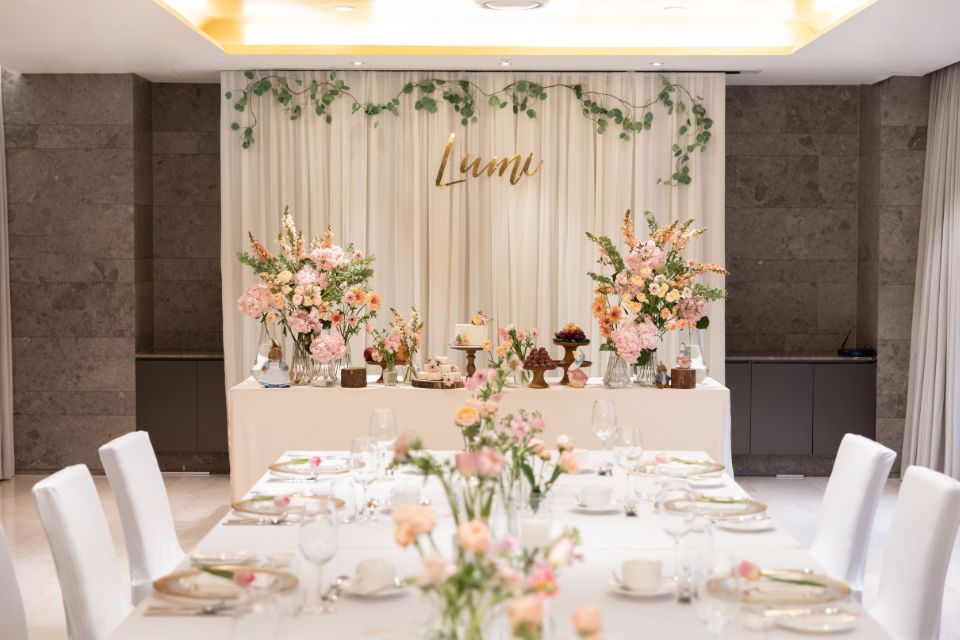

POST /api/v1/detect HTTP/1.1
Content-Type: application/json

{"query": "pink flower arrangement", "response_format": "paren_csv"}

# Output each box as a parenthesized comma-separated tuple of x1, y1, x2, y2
(527, 564, 558, 596)
(309, 333, 346, 364)
(455, 448, 504, 478)
(610, 320, 658, 364)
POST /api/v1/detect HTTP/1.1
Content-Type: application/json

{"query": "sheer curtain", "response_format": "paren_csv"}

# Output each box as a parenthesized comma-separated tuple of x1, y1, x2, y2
(0, 68, 13, 479)
(904, 63, 960, 478)
(221, 71, 726, 389)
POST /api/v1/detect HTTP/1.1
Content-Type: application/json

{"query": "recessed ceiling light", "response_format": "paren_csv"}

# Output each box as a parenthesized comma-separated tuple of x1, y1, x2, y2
(650, 61, 664, 67)
(333, 5, 354, 12)
(351, 60, 363, 66)
(499, 59, 513, 67)
(476, 0, 549, 10)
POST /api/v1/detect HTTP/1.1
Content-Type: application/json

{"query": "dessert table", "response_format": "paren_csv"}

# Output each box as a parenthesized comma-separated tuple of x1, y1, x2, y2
(227, 377, 732, 501)
(109, 450, 890, 640)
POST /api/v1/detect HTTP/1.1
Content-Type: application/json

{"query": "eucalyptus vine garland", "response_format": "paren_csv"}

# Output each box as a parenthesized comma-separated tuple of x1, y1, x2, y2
(226, 70, 713, 185)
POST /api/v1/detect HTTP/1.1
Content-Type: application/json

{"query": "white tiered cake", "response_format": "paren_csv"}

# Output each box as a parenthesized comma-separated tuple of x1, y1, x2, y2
(453, 323, 487, 347)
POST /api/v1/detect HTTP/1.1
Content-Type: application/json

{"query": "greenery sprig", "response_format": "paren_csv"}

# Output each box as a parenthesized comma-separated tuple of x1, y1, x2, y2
(226, 71, 713, 185)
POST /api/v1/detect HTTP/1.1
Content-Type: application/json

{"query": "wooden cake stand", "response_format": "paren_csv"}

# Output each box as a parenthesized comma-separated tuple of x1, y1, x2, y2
(523, 364, 558, 389)
(553, 339, 591, 385)
(450, 344, 481, 378)
(412, 378, 465, 390)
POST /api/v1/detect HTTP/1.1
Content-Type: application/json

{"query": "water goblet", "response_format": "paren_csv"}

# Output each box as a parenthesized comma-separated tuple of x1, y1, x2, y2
(693, 559, 742, 638)
(591, 399, 618, 474)
(368, 408, 398, 478)
(350, 436, 381, 523)
(298, 506, 339, 614)
(613, 425, 644, 498)
(656, 478, 696, 592)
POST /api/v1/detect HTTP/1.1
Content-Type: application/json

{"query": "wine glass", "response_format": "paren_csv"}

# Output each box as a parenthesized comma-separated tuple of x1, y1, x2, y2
(350, 436, 381, 522)
(693, 560, 742, 638)
(613, 425, 644, 499)
(657, 479, 696, 591)
(368, 408, 397, 478)
(298, 506, 339, 614)
(591, 399, 618, 474)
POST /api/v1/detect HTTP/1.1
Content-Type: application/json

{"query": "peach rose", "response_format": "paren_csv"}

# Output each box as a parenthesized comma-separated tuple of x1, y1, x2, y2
(457, 519, 490, 553)
(455, 405, 480, 428)
(558, 451, 580, 474)
(573, 605, 603, 637)
(419, 554, 453, 586)
(394, 522, 416, 547)
(556, 435, 573, 452)
(393, 504, 436, 536)
(506, 595, 543, 635)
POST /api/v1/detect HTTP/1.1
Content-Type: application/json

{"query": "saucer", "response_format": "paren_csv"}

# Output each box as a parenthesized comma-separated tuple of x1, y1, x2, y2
(341, 580, 408, 599)
(714, 518, 776, 533)
(607, 578, 675, 599)
(776, 613, 858, 634)
(571, 501, 620, 515)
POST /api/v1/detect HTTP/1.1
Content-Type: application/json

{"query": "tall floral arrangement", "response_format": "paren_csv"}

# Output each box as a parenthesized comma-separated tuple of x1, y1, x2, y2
(586, 209, 726, 365)
(391, 306, 424, 364)
(236, 206, 378, 379)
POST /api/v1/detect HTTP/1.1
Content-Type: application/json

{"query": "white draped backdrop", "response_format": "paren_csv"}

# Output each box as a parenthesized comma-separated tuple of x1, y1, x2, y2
(904, 63, 960, 478)
(221, 71, 726, 389)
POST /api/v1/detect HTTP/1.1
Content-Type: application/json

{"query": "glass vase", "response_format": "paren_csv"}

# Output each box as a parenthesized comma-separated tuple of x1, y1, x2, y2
(383, 363, 398, 386)
(422, 596, 505, 640)
(603, 353, 631, 389)
(289, 337, 314, 386)
(635, 349, 657, 387)
(402, 354, 418, 384)
(310, 361, 339, 387)
(337, 337, 353, 382)
(251, 321, 281, 382)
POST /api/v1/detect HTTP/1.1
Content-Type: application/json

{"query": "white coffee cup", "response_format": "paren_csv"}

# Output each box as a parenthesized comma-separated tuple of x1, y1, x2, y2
(353, 558, 396, 594)
(621, 559, 662, 591)
(520, 515, 552, 550)
(578, 485, 613, 509)
(389, 484, 420, 508)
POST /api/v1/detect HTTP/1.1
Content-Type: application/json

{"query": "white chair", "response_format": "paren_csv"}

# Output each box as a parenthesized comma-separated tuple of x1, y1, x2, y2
(0, 522, 28, 640)
(809, 433, 896, 593)
(870, 465, 960, 640)
(32, 465, 133, 640)
(99, 431, 185, 604)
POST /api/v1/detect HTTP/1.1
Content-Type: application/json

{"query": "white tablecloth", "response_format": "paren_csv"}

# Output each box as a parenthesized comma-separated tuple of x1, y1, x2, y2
(228, 377, 731, 501)
(110, 451, 890, 640)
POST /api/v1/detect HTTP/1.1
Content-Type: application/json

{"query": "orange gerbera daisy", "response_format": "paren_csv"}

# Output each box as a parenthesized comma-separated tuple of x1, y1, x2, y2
(366, 291, 382, 311)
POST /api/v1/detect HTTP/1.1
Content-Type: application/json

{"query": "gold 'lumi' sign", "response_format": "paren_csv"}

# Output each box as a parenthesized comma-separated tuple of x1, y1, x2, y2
(435, 133, 543, 188)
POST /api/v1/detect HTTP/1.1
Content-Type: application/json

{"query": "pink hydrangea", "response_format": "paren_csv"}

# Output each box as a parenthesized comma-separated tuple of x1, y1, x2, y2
(309, 333, 347, 363)
(288, 309, 315, 334)
(309, 245, 347, 271)
(237, 283, 272, 319)
(610, 320, 659, 363)
(677, 295, 708, 323)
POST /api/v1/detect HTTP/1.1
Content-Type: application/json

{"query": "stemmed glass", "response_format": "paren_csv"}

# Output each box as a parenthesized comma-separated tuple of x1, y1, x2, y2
(656, 478, 696, 593)
(298, 505, 339, 614)
(368, 408, 397, 479)
(591, 399, 618, 474)
(350, 436, 381, 522)
(612, 425, 644, 499)
(693, 559, 742, 638)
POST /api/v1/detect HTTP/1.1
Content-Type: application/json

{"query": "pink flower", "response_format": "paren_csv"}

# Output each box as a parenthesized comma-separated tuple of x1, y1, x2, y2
(476, 447, 504, 477)
(393, 431, 416, 460)
(424, 360, 440, 373)
(737, 560, 762, 581)
(353, 250, 364, 260)
(531, 328, 541, 340)
(309, 333, 346, 364)
(455, 451, 478, 476)
(527, 563, 558, 596)
(419, 554, 453, 586)
(309, 245, 347, 271)
(309, 455, 322, 467)
(233, 570, 256, 587)
(497, 326, 509, 339)
(464, 371, 485, 392)
(677, 295, 708, 323)
(507, 595, 544, 635)
(573, 606, 603, 637)
(273, 495, 291, 507)
(288, 309, 315, 334)
(610, 320, 658, 364)
(558, 451, 579, 474)
(655, 452, 670, 464)
(237, 283, 272, 319)
(490, 534, 519, 555)
(457, 519, 491, 553)
(556, 435, 573, 452)
(293, 266, 319, 287)
(547, 536, 575, 568)
(531, 417, 545, 432)
(393, 504, 436, 536)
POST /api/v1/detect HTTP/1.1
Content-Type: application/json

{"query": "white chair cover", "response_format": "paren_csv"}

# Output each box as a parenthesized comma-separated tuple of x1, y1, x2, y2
(871, 465, 960, 640)
(99, 431, 185, 604)
(0, 522, 27, 640)
(32, 465, 133, 640)
(809, 433, 896, 592)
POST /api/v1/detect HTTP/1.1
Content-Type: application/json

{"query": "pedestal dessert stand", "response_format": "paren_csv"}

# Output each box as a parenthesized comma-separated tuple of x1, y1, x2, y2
(524, 363, 558, 389)
(450, 344, 481, 378)
(553, 339, 591, 385)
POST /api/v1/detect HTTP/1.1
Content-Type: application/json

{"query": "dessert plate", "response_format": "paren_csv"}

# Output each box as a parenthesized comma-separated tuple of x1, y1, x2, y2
(776, 612, 859, 634)
(232, 494, 344, 518)
(154, 565, 298, 602)
(268, 456, 350, 479)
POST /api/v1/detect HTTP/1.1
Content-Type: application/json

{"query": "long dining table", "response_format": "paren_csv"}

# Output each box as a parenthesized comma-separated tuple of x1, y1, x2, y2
(109, 450, 892, 639)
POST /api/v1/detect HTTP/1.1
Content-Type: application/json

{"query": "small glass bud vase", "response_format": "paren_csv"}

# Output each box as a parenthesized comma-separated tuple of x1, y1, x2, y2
(603, 353, 631, 389)
(310, 361, 339, 387)
(383, 363, 398, 387)
(635, 349, 657, 387)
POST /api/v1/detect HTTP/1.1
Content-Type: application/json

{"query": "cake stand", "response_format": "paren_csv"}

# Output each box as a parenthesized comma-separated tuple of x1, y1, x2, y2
(553, 339, 591, 385)
(523, 363, 558, 389)
(450, 344, 481, 378)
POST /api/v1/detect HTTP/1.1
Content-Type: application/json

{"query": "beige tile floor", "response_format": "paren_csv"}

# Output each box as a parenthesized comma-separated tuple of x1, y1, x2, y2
(1, 474, 958, 639)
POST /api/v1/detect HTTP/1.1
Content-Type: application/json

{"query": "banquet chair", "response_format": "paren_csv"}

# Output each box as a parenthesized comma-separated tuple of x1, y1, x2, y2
(808, 433, 896, 593)
(870, 465, 960, 640)
(0, 522, 28, 640)
(32, 465, 133, 640)
(99, 431, 185, 604)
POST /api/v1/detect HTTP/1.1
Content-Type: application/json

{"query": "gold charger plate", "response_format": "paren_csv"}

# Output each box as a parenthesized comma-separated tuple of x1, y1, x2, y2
(232, 494, 345, 518)
(153, 565, 298, 601)
(665, 496, 767, 517)
(640, 459, 725, 477)
(268, 457, 350, 478)
(710, 569, 852, 606)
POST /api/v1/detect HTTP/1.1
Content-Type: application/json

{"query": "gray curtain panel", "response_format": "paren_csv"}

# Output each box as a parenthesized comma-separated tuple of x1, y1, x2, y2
(904, 62, 960, 478)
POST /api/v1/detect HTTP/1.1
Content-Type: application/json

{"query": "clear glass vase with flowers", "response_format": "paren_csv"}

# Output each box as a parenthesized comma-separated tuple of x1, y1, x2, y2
(587, 209, 727, 388)
(390, 307, 424, 383)
(486, 325, 540, 387)
(367, 323, 404, 387)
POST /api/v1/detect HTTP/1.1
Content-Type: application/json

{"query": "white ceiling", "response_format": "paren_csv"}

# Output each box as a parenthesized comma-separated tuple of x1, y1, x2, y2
(0, 0, 957, 85)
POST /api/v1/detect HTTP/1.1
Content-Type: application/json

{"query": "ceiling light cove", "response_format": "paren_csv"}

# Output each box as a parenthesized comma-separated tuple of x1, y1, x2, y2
(154, 0, 879, 57)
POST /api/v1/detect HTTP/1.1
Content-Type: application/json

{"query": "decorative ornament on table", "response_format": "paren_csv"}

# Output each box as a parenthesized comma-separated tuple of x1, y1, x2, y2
(587, 209, 727, 389)
(258, 342, 290, 388)
(566, 350, 590, 389)
(413, 357, 465, 389)
(554, 323, 591, 385)
(236, 206, 378, 386)
(670, 343, 697, 389)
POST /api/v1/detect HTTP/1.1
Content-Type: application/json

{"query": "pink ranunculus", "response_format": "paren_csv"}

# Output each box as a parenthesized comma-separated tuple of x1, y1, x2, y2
(419, 554, 453, 586)
(737, 560, 762, 581)
(309, 333, 347, 364)
(655, 452, 671, 464)
(507, 595, 544, 635)
(309, 455, 322, 467)
(233, 570, 256, 587)
(527, 563, 558, 596)
(273, 495, 291, 507)
(572, 605, 603, 637)
(457, 519, 491, 553)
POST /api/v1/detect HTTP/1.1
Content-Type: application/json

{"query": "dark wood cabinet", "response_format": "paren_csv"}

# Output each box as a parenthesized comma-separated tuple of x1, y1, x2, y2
(813, 363, 876, 455)
(136, 356, 227, 454)
(727, 362, 752, 455)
